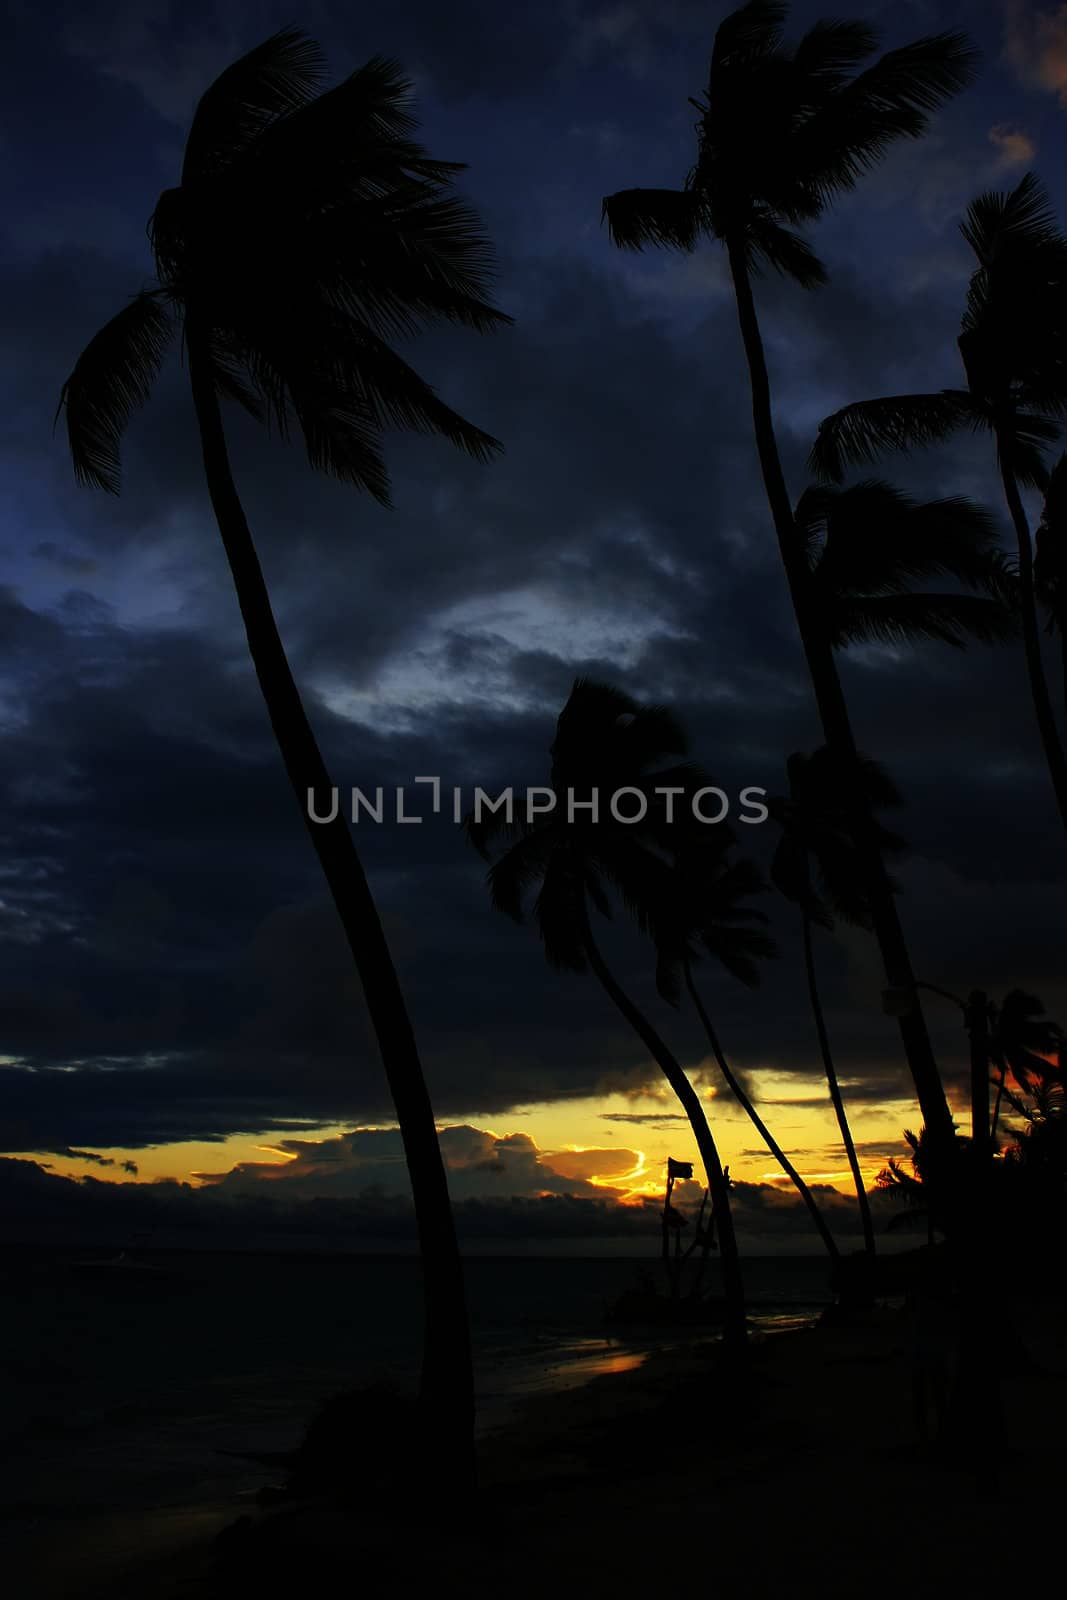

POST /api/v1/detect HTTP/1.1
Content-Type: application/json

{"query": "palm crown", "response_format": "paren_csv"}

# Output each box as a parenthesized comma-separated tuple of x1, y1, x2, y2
(769, 746, 905, 929)
(796, 479, 1016, 650)
(58, 31, 510, 503)
(990, 991, 1063, 1092)
(653, 849, 778, 1006)
(602, 1, 978, 289)
(811, 173, 1067, 489)
(467, 679, 727, 973)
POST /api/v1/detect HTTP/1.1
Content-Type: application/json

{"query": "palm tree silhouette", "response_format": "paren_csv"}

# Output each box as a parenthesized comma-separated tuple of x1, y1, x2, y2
(769, 747, 906, 1258)
(812, 173, 1067, 833)
(57, 31, 512, 1480)
(1035, 455, 1067, 723)
(466, 679, 748, 1354)
(602, 0, 979, 1156)
(796, 480, 1013, 654)
(988, 990, 1064, 1144)
(652, 845, 844, 1263)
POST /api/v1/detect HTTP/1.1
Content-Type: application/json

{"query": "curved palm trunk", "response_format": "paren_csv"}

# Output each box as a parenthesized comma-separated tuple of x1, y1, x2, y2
(576, 900, 747, 1355)
(683, 963, 840, 1264)
(998, 452, 1067, 834)
(725, 237, 955, 1159)
(187, 335, 474, 1485)
(800, 911, 877, 1258)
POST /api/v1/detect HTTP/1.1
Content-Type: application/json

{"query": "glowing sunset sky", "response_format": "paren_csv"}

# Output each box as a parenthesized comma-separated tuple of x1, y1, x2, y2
(3, 0, 1065, 1251)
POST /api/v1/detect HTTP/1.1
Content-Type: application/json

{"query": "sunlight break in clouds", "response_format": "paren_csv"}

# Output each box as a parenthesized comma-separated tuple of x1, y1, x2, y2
(315, 584, 692, 731)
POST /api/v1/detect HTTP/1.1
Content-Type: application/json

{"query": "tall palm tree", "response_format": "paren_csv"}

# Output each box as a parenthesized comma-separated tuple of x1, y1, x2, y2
(769, 747, 907, 1258)
(467, 679, 748, 1354)
(1035, 455, 1067, 723)
(790, 482, 1012, 1218)
(602, 0, 979, 1157)
(812, 173, 1067, 832)
(58, 32, 512, 1480)
(653, 847, 843, 1262)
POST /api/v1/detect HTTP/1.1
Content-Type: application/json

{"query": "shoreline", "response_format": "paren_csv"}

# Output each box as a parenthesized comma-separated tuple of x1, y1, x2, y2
(13, 1288, 1063, 1598)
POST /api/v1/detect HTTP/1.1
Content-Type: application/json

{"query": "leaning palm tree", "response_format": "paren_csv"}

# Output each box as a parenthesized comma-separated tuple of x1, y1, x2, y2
(467, 679, 748, 1354)
(1035, 455, 1067, 723)
(603, 0, 979, 1155)
(58, 32, 512, 1479)
(812, 173, 1067, 832)
(769, 747, 907, 1258)
(652, 847, 844, 1262)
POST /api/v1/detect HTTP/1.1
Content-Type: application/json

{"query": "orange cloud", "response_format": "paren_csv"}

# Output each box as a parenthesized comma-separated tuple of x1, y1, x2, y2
(988, 123, 1038, 169)
(1004, 1, 1067, 103)
(542, 1146, 640, 1183)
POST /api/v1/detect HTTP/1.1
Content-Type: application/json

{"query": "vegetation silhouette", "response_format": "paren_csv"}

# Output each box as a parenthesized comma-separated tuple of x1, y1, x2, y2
(603, 0, 981, 1162)
(466, 678, 748, 1354)
(813, 172, 1067, 835)
(650, 844, 848, 1263)
(57, 29, 512, 1484)
(987, 990, 1064, 1144)
(1035, 455, 1067, 724)
(24, 0, 1067, 1570)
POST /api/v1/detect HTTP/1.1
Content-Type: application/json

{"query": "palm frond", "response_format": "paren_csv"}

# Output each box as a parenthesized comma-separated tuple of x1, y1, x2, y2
(792, 33, 980, 207)
(961, 171, 1060, 266)
(790, 19, 878, 88)
(305, 187, 513, 340)
(769, 831, 830, 922)
(1036, 455, 1067, 628)
(601, 187, 703, 252)
(58, 291, 175, 493)
(747, 215, 828, 287)
(484, 825, 558, 923)
(533, 855, 587, 973)
(808, 390, 981, 482)
(182, 27, 326, 181)
(216, 310, 502, 502)
(830, 592, 1018, 650)
(711, 1, 788, 71)
(769, 746, 904, 927)
(246, 55, 430, 183)
(804, 481, 1004, 600)
(999, 412, 1062, 490)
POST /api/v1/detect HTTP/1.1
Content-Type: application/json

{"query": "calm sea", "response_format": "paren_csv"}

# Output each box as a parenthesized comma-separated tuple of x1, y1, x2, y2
(1, 1250, 834, 1523)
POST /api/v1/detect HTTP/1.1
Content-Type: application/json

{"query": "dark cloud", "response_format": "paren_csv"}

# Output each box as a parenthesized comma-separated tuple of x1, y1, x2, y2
(0, 1155, 870, 1253)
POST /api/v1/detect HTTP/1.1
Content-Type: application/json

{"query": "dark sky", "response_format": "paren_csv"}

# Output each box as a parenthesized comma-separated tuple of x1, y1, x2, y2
(2, 0, 1066, 1244)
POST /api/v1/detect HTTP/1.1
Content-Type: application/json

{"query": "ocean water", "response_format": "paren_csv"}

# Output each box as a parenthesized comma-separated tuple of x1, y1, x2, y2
(0, 1250, 834, 1525)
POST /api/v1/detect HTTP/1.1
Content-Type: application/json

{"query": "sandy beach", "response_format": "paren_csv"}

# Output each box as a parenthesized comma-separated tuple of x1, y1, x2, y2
(12, 1280, 1064, 1600)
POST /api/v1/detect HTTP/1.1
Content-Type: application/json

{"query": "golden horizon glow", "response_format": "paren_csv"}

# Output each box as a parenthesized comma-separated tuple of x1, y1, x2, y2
(26, 1064, 963, 1205)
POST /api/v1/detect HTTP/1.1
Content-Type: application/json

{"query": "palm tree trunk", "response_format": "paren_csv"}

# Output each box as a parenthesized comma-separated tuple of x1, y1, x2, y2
(683, 963, 841, 1263)
(997, 450, 1067, 834)
(725, 237, 955, 1158)
(186, 332, 474, 1484)
(800, 911, 877, 1257)
(576, 899, 747, 1355)
(989, 1048, 1009, 1144)
(964, 990, 992, 1163)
